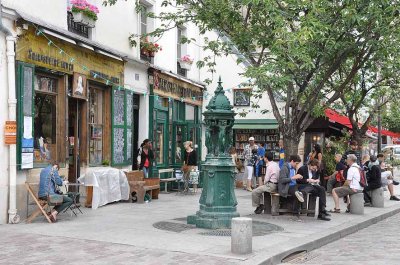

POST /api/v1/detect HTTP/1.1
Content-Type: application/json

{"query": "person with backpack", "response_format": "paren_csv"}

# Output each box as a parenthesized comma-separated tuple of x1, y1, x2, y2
(331, 154, 364, 213)
(326, 154, 347, 194)
(137, 139, 154, 178)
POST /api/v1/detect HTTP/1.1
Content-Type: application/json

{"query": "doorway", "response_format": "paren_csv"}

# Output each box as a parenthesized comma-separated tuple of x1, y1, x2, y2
(68, 98, 84, 183)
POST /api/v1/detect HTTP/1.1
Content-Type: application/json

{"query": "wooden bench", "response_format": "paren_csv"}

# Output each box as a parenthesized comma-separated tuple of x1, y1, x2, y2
(125, 171, 160, 203)
(25, 182, 53, 223)
(158, 168, 176, 193)
(264, 192, 319, 218)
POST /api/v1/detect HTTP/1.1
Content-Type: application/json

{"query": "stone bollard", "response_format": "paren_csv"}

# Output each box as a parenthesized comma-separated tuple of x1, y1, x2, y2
(231, 217, 252, 254)
(371, 187, 384, 208)
(350, 193, 364, 215)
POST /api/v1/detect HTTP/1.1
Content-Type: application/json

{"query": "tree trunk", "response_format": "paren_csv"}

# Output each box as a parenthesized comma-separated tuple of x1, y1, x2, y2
(283, 134, 301, 159)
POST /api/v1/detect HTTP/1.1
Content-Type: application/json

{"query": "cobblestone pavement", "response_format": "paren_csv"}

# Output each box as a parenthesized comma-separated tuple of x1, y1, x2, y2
(0, 230, 241, 265)
(282, 213, 400, 265)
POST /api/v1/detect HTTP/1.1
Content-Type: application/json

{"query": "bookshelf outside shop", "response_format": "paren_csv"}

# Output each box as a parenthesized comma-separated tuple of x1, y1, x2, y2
(232, 119, 280, 161)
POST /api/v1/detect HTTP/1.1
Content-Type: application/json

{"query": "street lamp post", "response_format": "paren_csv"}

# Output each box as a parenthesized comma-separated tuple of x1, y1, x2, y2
(378, 105, 382, 154)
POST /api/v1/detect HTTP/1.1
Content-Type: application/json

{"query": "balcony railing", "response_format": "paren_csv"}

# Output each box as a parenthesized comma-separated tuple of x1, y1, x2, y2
(67, 12, 89, 38)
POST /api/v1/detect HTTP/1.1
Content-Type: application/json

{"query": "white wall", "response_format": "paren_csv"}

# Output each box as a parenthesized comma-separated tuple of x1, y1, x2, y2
(0, 29, 10, 224)
(3, 0, 68, 29)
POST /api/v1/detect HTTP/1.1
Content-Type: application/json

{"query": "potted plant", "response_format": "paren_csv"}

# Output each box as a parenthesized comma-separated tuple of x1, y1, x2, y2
(140, 37, 162, 57)
(68, 0, 99, 28)
(179, 55, 194, 70)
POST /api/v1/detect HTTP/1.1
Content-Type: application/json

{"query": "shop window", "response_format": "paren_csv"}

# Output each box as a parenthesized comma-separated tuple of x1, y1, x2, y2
(185, 105, 195, 121)
(155, 123, 164, 164)
(33, 91, 57, 167)
(175, 125, 184, 164)
(111, 88, 134, 165)
(89, 88, 104, 165)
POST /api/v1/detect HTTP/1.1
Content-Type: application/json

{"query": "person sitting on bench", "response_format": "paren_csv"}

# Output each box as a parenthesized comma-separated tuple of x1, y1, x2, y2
(297, 159, 331, 221)
(377, 154, 400, 201)
(38, 161, 73, 222)
(252, 152, 280, 214)
(331, 154, 364, 213)
(278, 155, 305, 216)
(363, 155, 382, 206)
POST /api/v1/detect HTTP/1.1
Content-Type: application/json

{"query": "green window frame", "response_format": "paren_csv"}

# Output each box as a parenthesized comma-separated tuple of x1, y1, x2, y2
(111, 88, 134, 166)
(17, 61, 35, 170)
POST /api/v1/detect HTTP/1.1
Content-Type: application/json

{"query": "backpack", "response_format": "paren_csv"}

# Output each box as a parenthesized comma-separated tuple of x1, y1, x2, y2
(358, 168, 367, 188)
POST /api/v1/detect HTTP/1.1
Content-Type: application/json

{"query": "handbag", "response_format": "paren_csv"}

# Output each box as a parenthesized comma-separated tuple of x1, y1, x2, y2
(182, 153, 190, 173)
(47, 169, 63, 206)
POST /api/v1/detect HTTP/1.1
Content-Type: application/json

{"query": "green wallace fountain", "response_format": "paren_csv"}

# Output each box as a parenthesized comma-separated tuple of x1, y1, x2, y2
(187, 78, 240, 229)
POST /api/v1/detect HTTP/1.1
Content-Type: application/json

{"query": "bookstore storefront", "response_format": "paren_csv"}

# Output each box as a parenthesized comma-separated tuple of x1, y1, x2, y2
(16, 27, 128, 184)
(149, 70, 204, 176)
(233, 119, 280, 159)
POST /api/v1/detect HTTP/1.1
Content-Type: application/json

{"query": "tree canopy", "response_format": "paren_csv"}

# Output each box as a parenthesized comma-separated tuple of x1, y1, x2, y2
(105, 0, 400, 153)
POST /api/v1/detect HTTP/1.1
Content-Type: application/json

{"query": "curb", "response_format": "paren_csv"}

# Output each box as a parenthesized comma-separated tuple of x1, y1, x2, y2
(245, 205, 400, 265)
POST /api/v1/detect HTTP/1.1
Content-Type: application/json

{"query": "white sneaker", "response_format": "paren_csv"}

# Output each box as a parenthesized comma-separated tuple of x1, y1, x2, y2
(295, 191, 304, 202)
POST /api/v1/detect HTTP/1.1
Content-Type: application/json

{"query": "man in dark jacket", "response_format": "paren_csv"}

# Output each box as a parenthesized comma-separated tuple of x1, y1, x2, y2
(297, 159, 330, 221)
(363, 155, 382, 205)
(278, 155, 304, 216)
(341, 140, 362, 167)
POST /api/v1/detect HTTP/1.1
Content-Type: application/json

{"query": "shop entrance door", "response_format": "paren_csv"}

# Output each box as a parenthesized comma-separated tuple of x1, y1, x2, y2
(68, 98, 84, 184)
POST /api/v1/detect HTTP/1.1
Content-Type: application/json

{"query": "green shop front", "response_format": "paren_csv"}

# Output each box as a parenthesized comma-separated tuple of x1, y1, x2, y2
(148, 71, 204, 178)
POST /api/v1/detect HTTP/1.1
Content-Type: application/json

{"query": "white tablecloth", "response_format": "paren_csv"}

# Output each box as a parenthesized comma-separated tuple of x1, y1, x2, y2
(78, 167, 130, 209)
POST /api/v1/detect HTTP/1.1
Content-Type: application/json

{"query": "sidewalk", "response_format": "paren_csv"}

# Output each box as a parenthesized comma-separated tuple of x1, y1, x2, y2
(1, 182, 400, 265)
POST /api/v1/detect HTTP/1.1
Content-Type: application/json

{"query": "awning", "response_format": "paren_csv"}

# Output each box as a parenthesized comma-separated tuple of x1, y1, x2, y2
(233, 119, 278, 130)
(324, 109, 400, 138)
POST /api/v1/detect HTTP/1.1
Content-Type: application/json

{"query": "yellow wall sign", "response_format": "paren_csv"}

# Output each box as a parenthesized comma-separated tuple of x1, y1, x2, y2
(16, 28, 124, 85)
(5, 121, 17, 145)
(154, 72, 204, 106)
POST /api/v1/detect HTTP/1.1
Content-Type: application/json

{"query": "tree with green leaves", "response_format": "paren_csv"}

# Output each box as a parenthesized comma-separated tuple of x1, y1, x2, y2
(104, 0, 400, 156)
(381, 99, 400, 133)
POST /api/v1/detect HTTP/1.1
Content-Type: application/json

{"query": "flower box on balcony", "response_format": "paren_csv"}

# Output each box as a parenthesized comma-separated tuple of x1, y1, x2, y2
(179, 60, 193, 70)
(179, 55, 194, 70)
(73, 12, 95, 28)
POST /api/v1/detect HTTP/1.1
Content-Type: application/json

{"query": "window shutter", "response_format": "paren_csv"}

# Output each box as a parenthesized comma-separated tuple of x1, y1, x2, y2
(111, 87, 126, 165)
(17, 62, 35, 169)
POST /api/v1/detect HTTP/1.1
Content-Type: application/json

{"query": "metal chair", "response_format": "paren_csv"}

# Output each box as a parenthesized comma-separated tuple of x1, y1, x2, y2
(62, 182, 83, 216)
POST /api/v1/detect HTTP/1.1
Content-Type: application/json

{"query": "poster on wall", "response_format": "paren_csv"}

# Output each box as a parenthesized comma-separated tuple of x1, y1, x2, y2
(21, 153, 34, 169)
(72, 73, 87, 99)
(233, 89, 251, 106)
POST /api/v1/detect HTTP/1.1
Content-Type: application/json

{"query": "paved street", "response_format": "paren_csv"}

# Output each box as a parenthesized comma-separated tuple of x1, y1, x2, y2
(283, 212, 400, 265)
(0, 229, 241, 265)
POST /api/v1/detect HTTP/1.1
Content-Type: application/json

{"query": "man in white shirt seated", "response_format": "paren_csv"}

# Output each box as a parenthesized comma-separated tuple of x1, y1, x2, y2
(252, 152, 280, 214)
(331, 154, 364, 213)
(377, 154, 400, 201)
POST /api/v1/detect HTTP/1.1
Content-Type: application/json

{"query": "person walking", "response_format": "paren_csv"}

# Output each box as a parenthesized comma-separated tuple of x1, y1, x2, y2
(256, 143, 266, 186)
(182, 141, 197, 192)
(243, 137, 258, 191)
(137, 139, 154, 178)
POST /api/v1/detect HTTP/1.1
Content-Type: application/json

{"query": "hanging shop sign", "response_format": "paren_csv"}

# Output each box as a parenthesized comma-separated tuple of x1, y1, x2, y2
(4, 121, 17, 145)
(72, 72, 88, 99)
(16, 28, 123, 85)
(153, 72, 203, 106)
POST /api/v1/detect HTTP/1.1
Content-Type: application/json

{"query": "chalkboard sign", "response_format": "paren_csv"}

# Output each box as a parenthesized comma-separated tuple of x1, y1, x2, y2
(23, 67, 33, 116)
(113, 128, 124, 164)
(113, 90, 125, 126)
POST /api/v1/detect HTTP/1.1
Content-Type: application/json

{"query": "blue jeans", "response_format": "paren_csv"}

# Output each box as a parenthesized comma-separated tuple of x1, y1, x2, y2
(142, 167, 149, 178)
(255, 160, 264, 177)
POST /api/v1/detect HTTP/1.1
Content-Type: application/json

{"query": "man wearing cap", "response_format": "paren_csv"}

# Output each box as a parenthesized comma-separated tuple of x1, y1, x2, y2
(243, 137, 258, 191)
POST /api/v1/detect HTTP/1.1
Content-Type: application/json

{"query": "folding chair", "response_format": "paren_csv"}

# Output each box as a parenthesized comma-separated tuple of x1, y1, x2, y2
(25, 182, 53, 223)
(63, 183, 83, 216)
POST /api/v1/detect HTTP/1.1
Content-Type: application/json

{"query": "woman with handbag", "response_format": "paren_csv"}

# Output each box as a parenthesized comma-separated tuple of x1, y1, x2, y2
(182, 141, 197, 192)
(38, 162, 73, 222)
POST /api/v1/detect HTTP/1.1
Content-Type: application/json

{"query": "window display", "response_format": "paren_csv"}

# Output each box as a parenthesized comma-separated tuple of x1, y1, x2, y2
(33, 76, 57, 166)
(89, 88, 104, 165)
